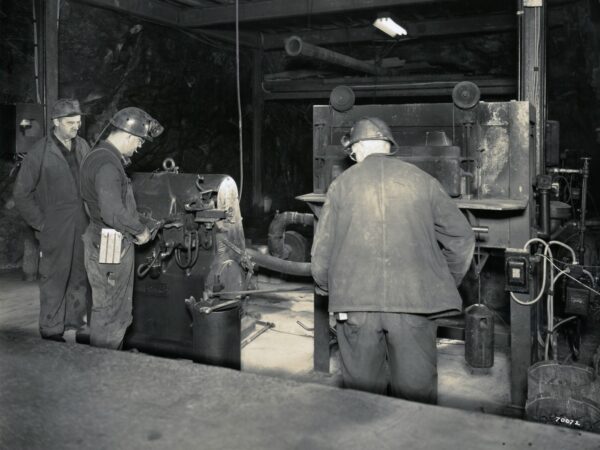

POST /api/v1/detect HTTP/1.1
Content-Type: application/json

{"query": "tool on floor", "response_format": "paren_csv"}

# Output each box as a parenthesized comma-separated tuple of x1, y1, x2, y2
(197, 299, 240, 315)
(241, 320, 275, 348)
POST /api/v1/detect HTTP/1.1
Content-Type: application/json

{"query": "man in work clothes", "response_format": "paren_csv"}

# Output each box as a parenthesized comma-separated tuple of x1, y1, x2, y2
(311, 117, 475, 404)
(80, 107, 163, 349)
(13, 98, 91, 342)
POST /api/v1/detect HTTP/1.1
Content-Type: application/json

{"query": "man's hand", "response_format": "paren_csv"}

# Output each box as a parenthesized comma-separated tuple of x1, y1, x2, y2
(315, 285, 329, 296)
(134, 227, 151, 245)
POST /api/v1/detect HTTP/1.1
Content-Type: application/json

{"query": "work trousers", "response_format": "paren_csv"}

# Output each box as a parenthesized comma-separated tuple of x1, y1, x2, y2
(336, 312, 438, 404)
(37, 209, 89, 337)
(83, 230, 134, 349)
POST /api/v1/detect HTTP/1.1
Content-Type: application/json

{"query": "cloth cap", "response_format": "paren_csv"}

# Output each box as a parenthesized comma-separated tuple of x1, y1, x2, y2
(51, 99, 83, 119)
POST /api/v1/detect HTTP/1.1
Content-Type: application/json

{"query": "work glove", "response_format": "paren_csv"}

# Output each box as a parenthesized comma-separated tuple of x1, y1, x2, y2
(134, 227, 151, 245)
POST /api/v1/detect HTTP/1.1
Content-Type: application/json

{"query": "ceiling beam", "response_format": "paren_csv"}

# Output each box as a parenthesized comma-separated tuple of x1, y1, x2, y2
(262, 77, 516, 100)
(180, 0, 455, 28)
(260, 13, 516, 49)
(74, 0, 181, 27)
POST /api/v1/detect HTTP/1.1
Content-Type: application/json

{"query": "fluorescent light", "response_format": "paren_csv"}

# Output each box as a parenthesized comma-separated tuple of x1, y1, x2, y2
(373, 17, 407, 38)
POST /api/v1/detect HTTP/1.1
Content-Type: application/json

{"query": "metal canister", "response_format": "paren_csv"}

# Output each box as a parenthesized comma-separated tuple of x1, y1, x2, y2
(191, 301, 241, 370)
(465, 304, 494, 368)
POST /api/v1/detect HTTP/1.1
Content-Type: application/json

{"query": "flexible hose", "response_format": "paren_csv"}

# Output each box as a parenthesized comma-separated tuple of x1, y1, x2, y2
(268, 211, 314, 259)
(246, 247, 311, 277)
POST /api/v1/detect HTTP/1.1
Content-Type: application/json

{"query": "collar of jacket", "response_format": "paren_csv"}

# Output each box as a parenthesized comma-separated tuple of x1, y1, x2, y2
(362, 151, 397, 161)
(94, 140, 131, 167)
(50, 131, 75, 153)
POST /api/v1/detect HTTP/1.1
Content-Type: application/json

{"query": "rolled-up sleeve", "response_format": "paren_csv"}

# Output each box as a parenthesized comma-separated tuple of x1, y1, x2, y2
(95, 164, 145, 236)
(310, 185, 339, 292)
(431, 180, 475, 285)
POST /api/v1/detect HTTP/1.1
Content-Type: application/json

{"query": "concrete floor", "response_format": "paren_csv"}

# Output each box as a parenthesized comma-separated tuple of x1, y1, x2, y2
(0, 269, 513, 414)
(2, 270, 596, 449)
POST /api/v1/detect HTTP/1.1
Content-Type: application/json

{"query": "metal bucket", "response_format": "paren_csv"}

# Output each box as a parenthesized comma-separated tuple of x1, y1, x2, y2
(464, 304, 494, 368)
(191, 302, 241, 370)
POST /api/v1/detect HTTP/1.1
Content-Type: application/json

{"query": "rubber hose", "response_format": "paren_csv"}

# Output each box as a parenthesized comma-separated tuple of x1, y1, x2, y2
(268, 211, 314, 259)
(246, 247, 312, 277)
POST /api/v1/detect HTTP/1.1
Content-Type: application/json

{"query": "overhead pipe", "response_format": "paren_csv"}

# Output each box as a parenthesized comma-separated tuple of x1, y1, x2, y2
(246, 248, 312, 277)
(268, 211, 314, 259)
(284, 35, 385, 76)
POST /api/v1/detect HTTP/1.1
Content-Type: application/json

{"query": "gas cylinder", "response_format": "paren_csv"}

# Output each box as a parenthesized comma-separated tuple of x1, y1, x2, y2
(465, 304, 494, 368)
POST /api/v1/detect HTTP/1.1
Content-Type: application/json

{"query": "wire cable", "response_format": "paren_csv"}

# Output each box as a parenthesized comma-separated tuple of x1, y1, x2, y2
(539, 253, 600, 296)
(235, 0, 244, 201)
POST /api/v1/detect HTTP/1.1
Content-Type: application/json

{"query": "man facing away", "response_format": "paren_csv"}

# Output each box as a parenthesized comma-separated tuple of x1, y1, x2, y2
(80, 107, 163, 349)
(13, 98, 91, 342)
(311, 117, 475, 404)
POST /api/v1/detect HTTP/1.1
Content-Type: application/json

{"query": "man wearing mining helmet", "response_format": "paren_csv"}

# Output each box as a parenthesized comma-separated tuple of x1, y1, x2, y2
(13, 98, 91, 342)
(311, 117, 474, 404)
(80, 107, 163, 349)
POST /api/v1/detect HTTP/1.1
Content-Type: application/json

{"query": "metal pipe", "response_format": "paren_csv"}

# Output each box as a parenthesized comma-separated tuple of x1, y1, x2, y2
(536, 175, 552, 239)
(578, 157, 591, 262)
(268, 211, 314, 259)
(246, 247, 312, 277)
(284, 35, 384, 76)
(547, 167, 582, 175)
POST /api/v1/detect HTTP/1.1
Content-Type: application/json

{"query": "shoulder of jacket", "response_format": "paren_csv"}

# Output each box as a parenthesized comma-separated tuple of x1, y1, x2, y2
(25, 136, 51, 154)
(83, 146, 119, 169)
(75, 135, 91, 149)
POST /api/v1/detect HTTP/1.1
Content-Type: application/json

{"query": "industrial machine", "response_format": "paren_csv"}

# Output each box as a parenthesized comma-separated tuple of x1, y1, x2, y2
(299, 84, 600, 421)
(124, 164, 253, 364)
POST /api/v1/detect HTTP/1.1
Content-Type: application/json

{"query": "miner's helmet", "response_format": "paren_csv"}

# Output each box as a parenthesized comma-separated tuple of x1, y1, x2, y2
(340, 117, 398, 149)
(110, 107, 164, 142)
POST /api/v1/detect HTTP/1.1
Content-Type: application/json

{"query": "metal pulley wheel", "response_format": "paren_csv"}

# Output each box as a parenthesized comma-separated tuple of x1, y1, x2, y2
(452, 81, 481, 110)
(283, 231, 309, 262)
(162, 157, 178, 173)
(330, 85, 355, 112)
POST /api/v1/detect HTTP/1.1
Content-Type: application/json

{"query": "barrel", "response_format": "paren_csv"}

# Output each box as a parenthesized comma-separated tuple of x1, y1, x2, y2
(464, 304, 494, 368)
(191, 301, 241, 370)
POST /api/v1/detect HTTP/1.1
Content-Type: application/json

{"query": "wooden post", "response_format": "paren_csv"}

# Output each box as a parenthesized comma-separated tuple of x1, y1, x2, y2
(43, 0, 59, 129)
(511, 0, 546, 408)
(519, 0, 546, 175)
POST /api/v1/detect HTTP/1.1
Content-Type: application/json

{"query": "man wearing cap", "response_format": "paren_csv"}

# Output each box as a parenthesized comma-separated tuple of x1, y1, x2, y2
(311, 117, 474, 404)
(13, 98, 91, 342)
(80, 107, 163, 349)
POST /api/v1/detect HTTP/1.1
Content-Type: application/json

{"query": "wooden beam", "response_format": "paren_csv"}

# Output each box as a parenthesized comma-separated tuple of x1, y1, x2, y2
(181, 0, 455, 28)
(262, 77, 516, 100)
(73, 0, 181, 27)
(261, 13, 516, 49)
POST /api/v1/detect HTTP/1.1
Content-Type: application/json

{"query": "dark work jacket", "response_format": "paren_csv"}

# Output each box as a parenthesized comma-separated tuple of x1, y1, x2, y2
(13, 134, 90, 232)
(311, 154, 475, 317)
(79, 141, 145, 245)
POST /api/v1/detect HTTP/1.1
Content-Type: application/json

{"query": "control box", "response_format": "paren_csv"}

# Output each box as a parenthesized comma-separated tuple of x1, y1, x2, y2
(505, 248, 530, 293)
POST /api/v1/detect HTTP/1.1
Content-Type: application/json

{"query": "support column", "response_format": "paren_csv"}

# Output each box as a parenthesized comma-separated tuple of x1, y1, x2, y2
(511, 0, 546, 408)
(43, 0, 60, 129)
(251, 47, 264, 214)
(519, 0, 546, 175)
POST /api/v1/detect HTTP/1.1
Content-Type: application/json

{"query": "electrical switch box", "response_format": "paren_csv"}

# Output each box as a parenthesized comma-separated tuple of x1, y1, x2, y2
(505, 248, 530, 293)
(565, 283, 590, 316)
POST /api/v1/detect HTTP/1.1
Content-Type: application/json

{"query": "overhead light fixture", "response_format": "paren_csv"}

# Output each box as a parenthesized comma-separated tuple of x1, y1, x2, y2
(373, 15, 407, 38)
